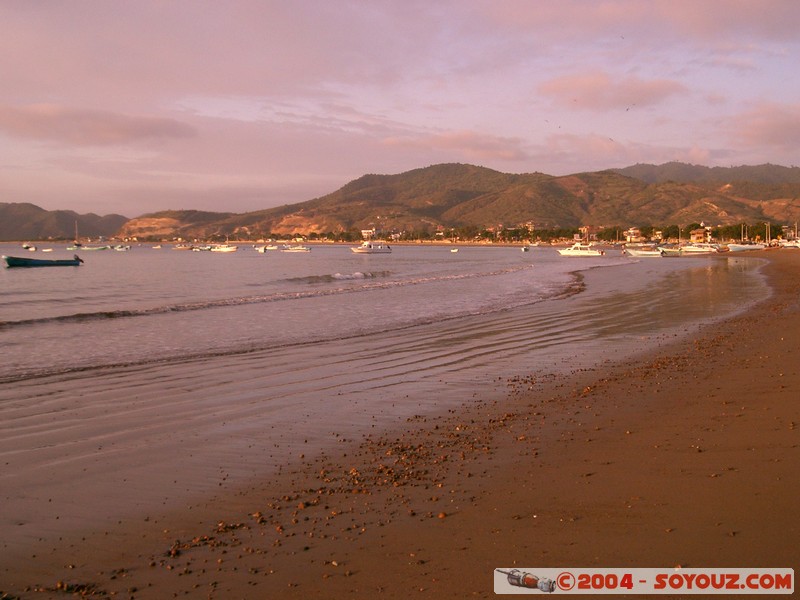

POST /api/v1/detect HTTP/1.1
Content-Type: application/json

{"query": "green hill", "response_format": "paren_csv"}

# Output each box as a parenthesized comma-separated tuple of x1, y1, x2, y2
(6, 162, 800, 241)
(0, 203, 128, 242)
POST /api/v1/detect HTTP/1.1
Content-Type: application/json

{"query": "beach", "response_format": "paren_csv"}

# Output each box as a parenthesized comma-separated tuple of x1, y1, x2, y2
(1, 250, 797, 599)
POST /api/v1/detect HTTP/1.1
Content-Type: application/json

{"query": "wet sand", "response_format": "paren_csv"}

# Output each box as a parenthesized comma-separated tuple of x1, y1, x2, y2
(1, 251, 798, 599)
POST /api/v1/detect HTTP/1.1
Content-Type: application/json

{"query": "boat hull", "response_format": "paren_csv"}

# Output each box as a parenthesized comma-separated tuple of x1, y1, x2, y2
(351, 242, 392, 254)
(557, 243, 604, 256)
(3, 254, 83, 267)
(625, 247, 663, 257)
(727, 243, 766, 252)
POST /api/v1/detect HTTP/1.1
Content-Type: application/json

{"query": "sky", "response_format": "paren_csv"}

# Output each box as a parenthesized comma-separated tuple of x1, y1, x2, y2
(1, 1, 799, 218)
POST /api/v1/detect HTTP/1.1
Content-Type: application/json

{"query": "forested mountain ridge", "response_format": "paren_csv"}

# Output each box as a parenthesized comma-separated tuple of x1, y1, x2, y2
(4, 162, 799, 241)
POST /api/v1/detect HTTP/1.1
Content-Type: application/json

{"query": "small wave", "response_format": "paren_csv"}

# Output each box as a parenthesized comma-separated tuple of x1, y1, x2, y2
(287, 270, 391, 284)
(0, 265, 535, 331)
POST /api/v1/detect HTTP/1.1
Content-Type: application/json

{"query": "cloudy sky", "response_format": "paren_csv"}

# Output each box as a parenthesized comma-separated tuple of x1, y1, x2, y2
(1, 1, 799, 217)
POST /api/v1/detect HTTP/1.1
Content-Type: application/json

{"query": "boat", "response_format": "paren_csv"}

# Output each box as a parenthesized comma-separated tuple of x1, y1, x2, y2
(351, 241, 391, 254)
(209, 244, 238, 252)
(3, 254, 83, 268)
(657, 243, 719, 256)
(557, 242, 604, 256)
(451, 248, 459, 253)
(726, 242, 766, 252)
(679, 243, 719, 254)
(624, 245, 663, 258)
(658, 245, 682, 257)
(521, 246, 529, 252)
(113, 244, 131, 251)
(281, 245, 311, 252)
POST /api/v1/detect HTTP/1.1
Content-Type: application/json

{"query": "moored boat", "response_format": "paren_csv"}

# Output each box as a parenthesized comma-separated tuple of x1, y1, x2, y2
(726, 243, 766, 252)
(658, 244, 720, 256)
(679, 243, 719, 254)
(557, 242, 604, 256)
(3, 254, 84, 268)
(351, 241, 391, 254)
(624, 245, 663, 258)
(281, 245, 311, 252)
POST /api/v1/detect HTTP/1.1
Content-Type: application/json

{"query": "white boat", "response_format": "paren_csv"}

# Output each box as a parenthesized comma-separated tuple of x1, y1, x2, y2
(624, 245, 662, 258)
(281, 245, 311, 252)
(351, 241, 392, 254)
(727, 243, 766, 252)
(679, 243, 719, 254)
(209, 244, 238, 252)
(779, 240, 800, 249)
(658, 245, 682, 257)
(557, 242, 604, 256)
(657, 243, 719, 256)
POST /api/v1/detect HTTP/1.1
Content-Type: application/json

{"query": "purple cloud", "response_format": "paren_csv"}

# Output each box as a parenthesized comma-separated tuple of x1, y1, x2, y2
(0, 104, 196, 146)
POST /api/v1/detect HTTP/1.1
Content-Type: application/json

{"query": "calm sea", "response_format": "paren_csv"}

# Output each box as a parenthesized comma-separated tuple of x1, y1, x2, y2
(0, 242, 767, 385)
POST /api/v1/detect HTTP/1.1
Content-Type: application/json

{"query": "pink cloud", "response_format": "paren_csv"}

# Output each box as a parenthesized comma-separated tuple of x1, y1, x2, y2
(731, 102, 800, 151)
(0, 104, 196, 146)
(479, 0, 800, 42)
(538, 73, 687, 111)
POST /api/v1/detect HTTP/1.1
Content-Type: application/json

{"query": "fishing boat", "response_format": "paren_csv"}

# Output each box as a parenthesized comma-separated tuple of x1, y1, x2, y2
(726, 242, 766, 252)
(658, 245, 682, 257)
(3, 254, 83, 268)
(679, 243, 719, 254)
(657, 243, 719, 256)
(557, 242, 604, 256)
(624, 245, 663, 258)
(351, 241, 391, 254)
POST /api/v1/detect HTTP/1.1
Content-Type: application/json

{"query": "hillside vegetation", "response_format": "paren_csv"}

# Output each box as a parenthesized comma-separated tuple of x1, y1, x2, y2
(0, 203, 128, 242)
(4, 162, 800, 241)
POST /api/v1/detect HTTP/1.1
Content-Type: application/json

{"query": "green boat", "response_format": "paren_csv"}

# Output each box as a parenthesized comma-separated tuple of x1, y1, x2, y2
(3, 254, 84, 268)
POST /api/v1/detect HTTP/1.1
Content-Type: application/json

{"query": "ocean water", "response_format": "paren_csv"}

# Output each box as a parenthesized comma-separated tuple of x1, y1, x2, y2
(0, 242, 769, 546)
(0, 242, 768, 387)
